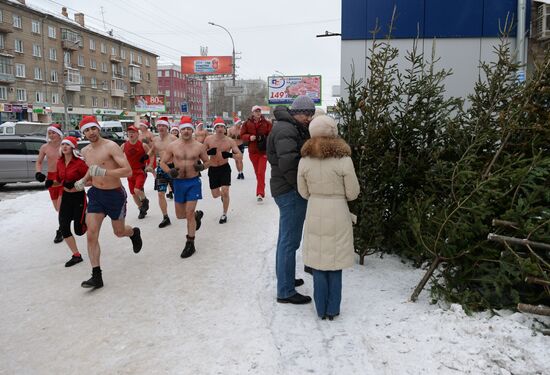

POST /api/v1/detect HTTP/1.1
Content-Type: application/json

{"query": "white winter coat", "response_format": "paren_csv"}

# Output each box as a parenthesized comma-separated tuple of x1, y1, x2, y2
(297, 137, 360, 271)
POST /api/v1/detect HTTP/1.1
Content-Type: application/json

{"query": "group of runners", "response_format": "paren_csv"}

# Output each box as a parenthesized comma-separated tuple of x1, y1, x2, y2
(35, 110, 263, 289)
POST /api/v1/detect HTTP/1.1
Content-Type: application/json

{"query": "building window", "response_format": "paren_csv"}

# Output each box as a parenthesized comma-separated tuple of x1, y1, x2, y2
(90, 59, 97, 70)
(89, 39, 95, 51)
(92, 96, 98, 107)
(157, 70, 162, 77)
(14, 40, 23, 53)
(147, 72, 151, 81)
(50, 70, 58, 82)
(32, 44, 41, 58)
(77, 55, 85, 67)
(15, 63, 25, 78)
(137, 55, 142, 64)
(16, 88, 26, 101)
(120, 49, 126, 59)
(91, 77, 97, 88)
(12, 15, 22, 29)
(52, 92, 59, 104)
(120, 66, 126, 77)
(80, 76, 85, 85)
(64, 51, 71, 66)
(0, 86, 7, 100)
(32, 20, 41, 34)
(145, 57, 150, 67)
(48, 25, 56, 39)
(49, 48, 57, 61)
(79, 95, 86, 106)
(101, 62, 107, 72)
(102, 80, 108, 90)
(103, 98, 108, 107)
(0, 10, 3, 23)
(111, 46, 117, 56)
(34, 67, 42, 80)
(35, 91, 45, 103)
(0, 34, 4, 50)
(100, 42, 106, 54)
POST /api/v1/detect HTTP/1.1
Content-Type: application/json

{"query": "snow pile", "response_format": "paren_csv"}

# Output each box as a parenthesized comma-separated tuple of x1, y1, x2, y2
(0, 154, 548, 374)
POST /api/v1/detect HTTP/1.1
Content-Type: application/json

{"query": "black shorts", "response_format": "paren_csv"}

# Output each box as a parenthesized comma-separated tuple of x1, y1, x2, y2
(208, 163, 231, 189)
(238, 144, 245, 154)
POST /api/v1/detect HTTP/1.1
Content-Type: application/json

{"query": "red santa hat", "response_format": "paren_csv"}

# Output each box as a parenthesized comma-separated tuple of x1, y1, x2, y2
(79, 116, 100, 132)
(47, 123, 64, 138)
(170, 124, 179, 132)
(156, 116, 170, 128)
(213, 117, 226, 128)
(61, 136, 78, 148)
(139, 120, 150, 128)
(179, 116, 194, 131)
(127, 125, 139, 132)
(251, 105, 262, 112)
(233, 117, 242, 126)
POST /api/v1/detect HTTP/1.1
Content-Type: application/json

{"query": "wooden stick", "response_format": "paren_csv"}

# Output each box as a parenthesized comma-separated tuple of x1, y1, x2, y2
(517, 303, 550, 316)
(525, 276, 550, 287)
(410, 257, 441, 302)
(487, 233, 550, 251)
(491, 219, 519, 229)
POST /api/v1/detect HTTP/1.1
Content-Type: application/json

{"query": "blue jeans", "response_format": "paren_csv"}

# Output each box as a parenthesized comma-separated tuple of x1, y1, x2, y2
(274, 190, 307, 299)
(313, 270, 342, 317)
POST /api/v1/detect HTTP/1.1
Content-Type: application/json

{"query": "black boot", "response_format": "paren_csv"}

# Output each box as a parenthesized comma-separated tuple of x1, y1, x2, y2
(81, 267, 103, 289)
(180, 235, 196, 258)
(295, 278, 304, 287)
(65, 254, 83, 267)
(54, 229, 63, 244)
(195, 210, 204, 231)
(159, 215, 171, 228)
(276, 292, 312, 304)
(130, 227, 142, 253)
(304, 265, 313, 275)
(141, 198, 149, 212)
(219, 214, 227, 224)
(166, 191, 173, 199)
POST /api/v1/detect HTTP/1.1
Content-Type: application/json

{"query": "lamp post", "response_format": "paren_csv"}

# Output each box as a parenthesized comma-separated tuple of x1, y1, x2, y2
(208, 21, 236, 116)
(62, 39, 81, 131)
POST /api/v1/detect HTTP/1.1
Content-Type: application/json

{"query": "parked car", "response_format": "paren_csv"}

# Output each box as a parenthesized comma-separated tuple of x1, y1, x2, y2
(0, 135, 48, 187)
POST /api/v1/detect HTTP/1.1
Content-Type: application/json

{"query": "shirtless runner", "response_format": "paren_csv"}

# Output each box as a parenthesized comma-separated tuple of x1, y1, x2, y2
(75, 116, 143, 289)
(36, 123, 64, 243)
(194, 121, 208, 143)
(227, 116, 245, 179)
(150, 116, 177, 227)
(139, 119, 156, 175)
(204, 117, 243, 224)
(160, 116, 209, 258)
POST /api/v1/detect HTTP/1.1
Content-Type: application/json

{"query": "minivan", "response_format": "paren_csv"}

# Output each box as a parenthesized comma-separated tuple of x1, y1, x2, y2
(0, 135, 48, 187)
(98, 121, 124, 139)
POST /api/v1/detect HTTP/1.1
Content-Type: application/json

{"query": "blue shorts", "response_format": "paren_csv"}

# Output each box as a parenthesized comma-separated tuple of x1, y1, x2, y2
(154, 166, 171, 193)
(173, 177, 202, 203)
(87, 186, 127, 220)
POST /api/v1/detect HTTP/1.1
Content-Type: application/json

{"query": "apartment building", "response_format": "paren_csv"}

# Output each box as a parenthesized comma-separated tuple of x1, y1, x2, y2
(0, 0, 158, 125)
(157, 63, 206, 120)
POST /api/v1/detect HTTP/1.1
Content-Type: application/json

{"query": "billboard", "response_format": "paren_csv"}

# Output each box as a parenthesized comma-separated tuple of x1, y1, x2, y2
(267, 75, 322, 105)
(181, 56, 233, 75)
(135, 95, 166, 113)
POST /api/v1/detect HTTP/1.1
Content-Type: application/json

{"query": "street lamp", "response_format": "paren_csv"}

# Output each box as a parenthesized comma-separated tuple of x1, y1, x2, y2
(208, 21, 236, 116)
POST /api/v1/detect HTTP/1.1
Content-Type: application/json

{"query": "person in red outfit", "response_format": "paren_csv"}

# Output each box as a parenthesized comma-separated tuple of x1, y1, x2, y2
(240, 105, 272, 202)
(121, 126, 151, 219)
(55, 136, 89, 267)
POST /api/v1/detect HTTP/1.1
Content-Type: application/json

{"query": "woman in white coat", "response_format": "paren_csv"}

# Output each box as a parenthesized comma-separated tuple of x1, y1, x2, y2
(297, 115, 360, 320)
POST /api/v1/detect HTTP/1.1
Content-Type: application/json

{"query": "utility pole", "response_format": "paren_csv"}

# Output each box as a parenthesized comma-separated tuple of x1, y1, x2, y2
(208, 22, 236, 116)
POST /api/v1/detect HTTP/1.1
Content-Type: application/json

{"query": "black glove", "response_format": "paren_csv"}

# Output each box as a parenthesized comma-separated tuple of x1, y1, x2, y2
(63, 181, 75, 189)
(35, 172, 46, 182)
(193, 161, 205, 172)
(206, 147, 217, 156)
(221, 151, 233, 159)
(139, 154, 149, 163)
(256, 135, 265, 142)
(45, 179, 54, 188)
(169, 168, 179, 178)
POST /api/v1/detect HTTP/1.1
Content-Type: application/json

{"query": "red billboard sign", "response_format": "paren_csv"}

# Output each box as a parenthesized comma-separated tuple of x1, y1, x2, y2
(181, 56, 233, 75)
(135, 95, 166, 112)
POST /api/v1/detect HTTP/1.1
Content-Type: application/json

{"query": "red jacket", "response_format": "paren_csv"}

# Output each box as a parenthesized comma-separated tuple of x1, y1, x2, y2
(240, 115, 272, 154)
(55, 156, 88, 185)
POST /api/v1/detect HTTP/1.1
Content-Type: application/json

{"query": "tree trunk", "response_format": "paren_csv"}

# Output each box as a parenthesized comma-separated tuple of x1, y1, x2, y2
(410, 257, 441, 302)
(517, 303, 550, 316)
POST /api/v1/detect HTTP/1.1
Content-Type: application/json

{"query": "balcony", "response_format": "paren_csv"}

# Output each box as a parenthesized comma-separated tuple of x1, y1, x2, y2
(0, 55, 14, 83)
(64, 67, 81, 92)
(62, 39, 81, 50)
(111, 78, 127, 97)
(110, 54, 122, 63)
(0, 22, 14, 33)
(0, 71, 15, 83)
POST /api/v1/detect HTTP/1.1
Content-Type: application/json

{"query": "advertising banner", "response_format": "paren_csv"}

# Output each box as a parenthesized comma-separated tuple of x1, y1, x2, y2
(267, 75, 322, 105)
(181, 56, 233, 75)
(135, 95, 166, 113)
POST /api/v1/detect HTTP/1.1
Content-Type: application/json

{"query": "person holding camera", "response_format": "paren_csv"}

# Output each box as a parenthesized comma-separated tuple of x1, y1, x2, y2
(240, 105, 272, 203)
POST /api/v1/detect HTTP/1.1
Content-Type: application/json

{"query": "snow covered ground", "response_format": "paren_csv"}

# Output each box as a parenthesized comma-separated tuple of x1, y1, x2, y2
(0, 153, 548, 375)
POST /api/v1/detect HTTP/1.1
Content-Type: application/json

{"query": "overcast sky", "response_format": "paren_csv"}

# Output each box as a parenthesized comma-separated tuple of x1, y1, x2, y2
(29, 0, 342, 107)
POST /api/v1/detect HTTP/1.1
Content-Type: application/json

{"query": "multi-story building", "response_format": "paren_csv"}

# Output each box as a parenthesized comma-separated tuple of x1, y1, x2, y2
(157, 63, 206, 121)
(0, 0, 158, 126)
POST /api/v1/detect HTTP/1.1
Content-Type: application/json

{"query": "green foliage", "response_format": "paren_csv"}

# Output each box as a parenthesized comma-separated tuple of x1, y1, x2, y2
(338, 32, 550, 311)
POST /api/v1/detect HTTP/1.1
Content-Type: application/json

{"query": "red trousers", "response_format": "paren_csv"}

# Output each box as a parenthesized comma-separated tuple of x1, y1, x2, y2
(249, 152, 267, 197)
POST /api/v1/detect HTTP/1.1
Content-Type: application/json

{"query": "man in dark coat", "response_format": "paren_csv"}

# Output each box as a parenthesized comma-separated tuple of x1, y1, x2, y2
(266, 95, 316, 305)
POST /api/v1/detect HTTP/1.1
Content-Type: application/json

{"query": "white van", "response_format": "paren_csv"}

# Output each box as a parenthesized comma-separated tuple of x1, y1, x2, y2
(0, 121, 51, 136)
(98, 121, 125, 139)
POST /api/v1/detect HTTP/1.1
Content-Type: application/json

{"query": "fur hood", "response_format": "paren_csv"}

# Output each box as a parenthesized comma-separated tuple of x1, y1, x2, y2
(301, 137, 351, 159)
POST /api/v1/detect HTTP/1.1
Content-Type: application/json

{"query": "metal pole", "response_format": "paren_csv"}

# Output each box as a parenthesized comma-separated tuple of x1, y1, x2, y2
(517, 0, 526, 67)
(208, 22, 236, 115)
(202, 75, 207, 124)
